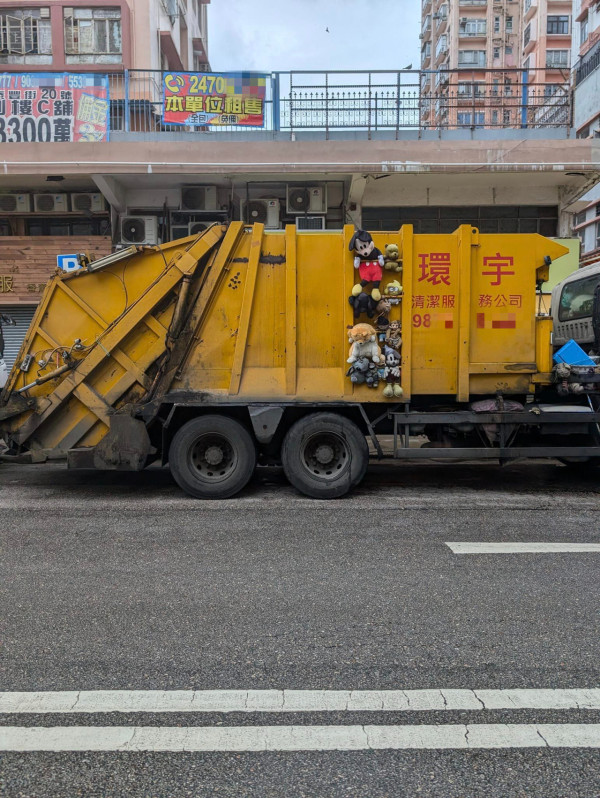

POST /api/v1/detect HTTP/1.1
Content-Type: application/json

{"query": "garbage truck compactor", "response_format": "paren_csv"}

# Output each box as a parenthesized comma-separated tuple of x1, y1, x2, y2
(2, 222, 600, 499)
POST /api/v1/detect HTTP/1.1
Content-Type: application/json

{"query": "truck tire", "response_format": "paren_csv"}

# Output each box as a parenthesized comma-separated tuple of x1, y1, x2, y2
(281, 412, 369, 499)
(169, 415, 256, 499)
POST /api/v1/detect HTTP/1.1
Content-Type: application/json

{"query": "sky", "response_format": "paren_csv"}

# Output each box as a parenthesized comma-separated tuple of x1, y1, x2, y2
(206, 0, 421, 73)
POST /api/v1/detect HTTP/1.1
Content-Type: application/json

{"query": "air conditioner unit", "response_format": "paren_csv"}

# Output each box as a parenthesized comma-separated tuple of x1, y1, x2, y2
(33, 194, 69, 213)
(180, 185, 218, 212)
(120, 216, 159, 245)
(243, 199, 281, 229)
(188, 220, 222, 235)
(461, 16, 468, 23)
(296, 216, 326, 231)
(286, 185, 327, 215)
(71, 192, 106, 213)
(0, 193, 31, 213)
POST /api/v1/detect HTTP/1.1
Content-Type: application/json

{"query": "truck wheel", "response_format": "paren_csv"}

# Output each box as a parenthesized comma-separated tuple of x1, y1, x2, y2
(169, 415, 256, 499)
(281, 413, 368, 499)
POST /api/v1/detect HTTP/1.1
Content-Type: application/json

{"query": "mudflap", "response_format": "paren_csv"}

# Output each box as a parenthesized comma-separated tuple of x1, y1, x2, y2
(91, 415, 155, 471)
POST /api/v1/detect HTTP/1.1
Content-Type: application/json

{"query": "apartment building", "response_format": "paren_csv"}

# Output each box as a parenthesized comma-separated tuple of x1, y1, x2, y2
(570, 0, 600, 262)
(0, 1, 209, 72)
(420, 0, 571, 128)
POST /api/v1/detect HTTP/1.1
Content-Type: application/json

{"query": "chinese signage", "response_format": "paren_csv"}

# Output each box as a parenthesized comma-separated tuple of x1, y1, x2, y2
(0, 276, 14, 293)
(0, 73, 110, 143)
(163, 72, 267, 127)
(414, 250, 456, 330)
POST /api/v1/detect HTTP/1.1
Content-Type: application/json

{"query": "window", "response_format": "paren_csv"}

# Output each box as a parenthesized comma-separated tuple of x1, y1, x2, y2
(547, 15, 569, 35)
(559, 273, 600, 322)
(435, 35, 448, 58)
(460, 18, 487, 35)
(524, 23, 531, 46)
(503, 109, 511, 124)
(544, 83, 561, 98)
(422, 42, 431, 59)
(25, 217, 110, 236)
(0, 8, 52, 63)
(506, 15, 513, 32)
(597, 221, 600, 251)
(578, 230, 587, 254)
(580, 16, 588, 45)
(491, 110, 498, 124)
(506, 46, 513, 54)
(575, 210, 587, 227)
(457, 111, 484, 126)
(546, 50, 569, 68)
(458, 49, 486, 66)
(493, 46, 500, 59)
(64, 7, 122, 64)
(494, 15, 500, 32)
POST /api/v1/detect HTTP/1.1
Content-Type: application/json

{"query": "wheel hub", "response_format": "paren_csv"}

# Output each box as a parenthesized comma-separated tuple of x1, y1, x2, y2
(314, 444, 335, 464)
(204, 445, 224, 466)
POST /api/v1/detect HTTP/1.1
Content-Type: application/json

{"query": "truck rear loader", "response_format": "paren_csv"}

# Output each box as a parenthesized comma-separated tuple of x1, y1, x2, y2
(2, 222, 600, 499)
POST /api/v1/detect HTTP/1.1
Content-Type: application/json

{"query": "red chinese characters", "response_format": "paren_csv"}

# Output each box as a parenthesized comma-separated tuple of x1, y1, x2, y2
(481, 253, 515, 286)
(418, 252, 451, 286)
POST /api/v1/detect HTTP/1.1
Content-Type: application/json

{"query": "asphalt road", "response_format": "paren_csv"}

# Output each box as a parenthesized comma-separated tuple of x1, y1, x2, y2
(1, 460, 600, 796)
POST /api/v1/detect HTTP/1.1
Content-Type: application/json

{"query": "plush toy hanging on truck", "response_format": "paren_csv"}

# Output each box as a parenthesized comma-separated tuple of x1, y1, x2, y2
(2, 222, 600, 500)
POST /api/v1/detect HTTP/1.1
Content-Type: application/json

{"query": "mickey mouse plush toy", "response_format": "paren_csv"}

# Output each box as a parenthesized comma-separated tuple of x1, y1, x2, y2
(349, 229, 384, 302)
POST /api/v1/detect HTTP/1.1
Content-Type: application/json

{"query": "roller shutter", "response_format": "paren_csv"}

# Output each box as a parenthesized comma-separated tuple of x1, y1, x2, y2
(0, 305, 36, 371)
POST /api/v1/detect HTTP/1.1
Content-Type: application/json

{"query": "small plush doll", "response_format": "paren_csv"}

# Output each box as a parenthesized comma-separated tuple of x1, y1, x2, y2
(348, 291, 376, 320)
(346, 357, 370, 384)
(384, 243, 402, 273)
(374, 298, 391, 339)
(347, 323, 381, 364)
(346, 357, 380, 389)
(385, 320, 402, 352)
(383, 280, 403, 299)
(349, 229, 384, 302)
(382, 345, 403, 398)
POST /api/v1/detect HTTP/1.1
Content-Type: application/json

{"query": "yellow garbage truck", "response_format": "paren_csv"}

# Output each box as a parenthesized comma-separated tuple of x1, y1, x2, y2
(2, 222, 600, 499)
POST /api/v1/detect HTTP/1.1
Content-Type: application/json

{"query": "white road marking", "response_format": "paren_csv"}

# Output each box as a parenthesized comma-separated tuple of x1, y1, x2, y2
(2, 724, 600, 752)
(1, 689, 600, 714)
(446, 542, 600, 554)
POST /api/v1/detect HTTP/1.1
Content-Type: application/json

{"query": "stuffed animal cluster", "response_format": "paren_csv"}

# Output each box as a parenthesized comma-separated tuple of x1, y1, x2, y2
(346, 230, 403, 398)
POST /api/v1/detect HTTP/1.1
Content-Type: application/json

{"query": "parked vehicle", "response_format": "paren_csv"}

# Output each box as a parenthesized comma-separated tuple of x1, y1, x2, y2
(2, 222, 599, 498)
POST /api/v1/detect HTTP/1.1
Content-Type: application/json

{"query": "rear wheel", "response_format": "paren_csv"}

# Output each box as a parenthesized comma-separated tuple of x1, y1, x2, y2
(169, 415, 256, 499)
(281, 412, 369, 499)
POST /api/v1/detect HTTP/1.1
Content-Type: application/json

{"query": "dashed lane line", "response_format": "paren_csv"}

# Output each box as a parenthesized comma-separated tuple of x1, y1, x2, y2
(2, 724, 600, 752)
(446, 542, 600, 554)
(2, 689, 600, 713)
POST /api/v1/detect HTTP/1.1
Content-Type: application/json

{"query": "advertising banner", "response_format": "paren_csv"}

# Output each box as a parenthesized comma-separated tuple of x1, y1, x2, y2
(163, 71, 267, 127)
(0, 73, 110, 143)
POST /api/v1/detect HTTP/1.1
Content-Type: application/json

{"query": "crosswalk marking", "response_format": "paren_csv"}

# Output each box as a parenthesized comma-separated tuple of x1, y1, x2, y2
(2, 724, 600, 752)
(446, 542, 600, 554)
(2, 689, 600, 714)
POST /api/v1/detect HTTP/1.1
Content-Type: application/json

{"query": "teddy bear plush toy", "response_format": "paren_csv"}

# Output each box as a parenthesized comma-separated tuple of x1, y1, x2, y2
(347, 323, 381, 364)
(384, 243, 402, 273)
(382, 345, 403, 398)
(348, 291, 376, 320)
(349, 230, 384, 302)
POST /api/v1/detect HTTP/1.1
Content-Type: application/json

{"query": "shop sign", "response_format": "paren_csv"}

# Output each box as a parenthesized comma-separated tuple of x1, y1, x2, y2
(0, 73, 110, 143)
(163, 72, 267, 127)
(0, 275, 14, 293)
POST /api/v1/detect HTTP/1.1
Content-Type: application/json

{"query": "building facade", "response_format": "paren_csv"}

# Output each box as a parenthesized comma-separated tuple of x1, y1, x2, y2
(420, 0, 572, 128)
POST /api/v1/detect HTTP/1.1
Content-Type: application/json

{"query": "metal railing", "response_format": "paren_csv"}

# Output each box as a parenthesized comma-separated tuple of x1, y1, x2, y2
(5, 67, 573, 140)
(575, 36, 600, 86)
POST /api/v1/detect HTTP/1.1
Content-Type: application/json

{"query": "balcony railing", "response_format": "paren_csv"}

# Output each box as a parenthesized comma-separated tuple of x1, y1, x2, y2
(109, 68, 571, 136)
(0, 68, 572, 142)
(575, 35, 600, 85)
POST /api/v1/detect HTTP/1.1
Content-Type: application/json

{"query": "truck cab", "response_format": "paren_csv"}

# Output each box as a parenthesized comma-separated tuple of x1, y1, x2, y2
(551, 262, 600, 351)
